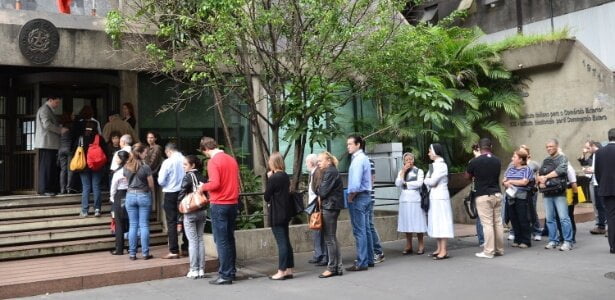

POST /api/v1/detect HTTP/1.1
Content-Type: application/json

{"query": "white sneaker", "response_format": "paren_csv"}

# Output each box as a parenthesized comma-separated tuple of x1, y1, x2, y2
(533, 235, 542, 241)
(507, 234, 515, 241)
(559, 242, 573, 251)
(186, 270, 199, 279)
(544, 242, 558, 249)
(374, 253, 385, 264)
(475, 252, 494, 259)
(197, 269, 206, 278)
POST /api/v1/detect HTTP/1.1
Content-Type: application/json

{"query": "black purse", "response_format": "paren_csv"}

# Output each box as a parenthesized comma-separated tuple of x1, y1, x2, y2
(290, 191, 306, 216)
(463, 189, 478, 219)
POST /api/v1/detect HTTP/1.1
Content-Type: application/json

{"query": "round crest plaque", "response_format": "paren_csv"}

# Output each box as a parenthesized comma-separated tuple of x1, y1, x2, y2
(18, 19, 60, 65)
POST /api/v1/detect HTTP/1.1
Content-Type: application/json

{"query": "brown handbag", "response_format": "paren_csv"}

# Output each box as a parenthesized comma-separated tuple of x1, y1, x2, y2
(178, 173, 209, 214)
(308, 197, 322, 230)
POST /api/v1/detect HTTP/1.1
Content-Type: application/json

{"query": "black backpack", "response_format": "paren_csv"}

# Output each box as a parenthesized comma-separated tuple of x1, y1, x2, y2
(538, 157, 567, 196)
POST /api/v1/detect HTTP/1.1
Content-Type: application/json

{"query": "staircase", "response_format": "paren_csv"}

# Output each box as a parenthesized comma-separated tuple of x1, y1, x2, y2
(0, 193, 166, 261)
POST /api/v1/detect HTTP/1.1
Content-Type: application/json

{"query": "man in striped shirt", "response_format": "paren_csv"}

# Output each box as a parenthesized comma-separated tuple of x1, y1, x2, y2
(369, 159, 385, 263)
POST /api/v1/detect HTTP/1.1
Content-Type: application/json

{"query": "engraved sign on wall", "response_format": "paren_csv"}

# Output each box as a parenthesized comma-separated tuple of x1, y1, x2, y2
(18, 19, 60, 65)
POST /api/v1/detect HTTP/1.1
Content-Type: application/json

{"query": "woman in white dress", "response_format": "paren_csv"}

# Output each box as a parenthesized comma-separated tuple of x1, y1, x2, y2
(424, 143, 454, 260)
(395, 152, 427, 255)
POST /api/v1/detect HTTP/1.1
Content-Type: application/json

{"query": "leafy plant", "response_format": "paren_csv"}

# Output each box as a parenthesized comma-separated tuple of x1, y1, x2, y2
(491, 27, 571, 52)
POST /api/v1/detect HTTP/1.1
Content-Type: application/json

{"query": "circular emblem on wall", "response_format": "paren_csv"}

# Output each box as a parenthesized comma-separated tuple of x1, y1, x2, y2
(18, 19, 60, 65)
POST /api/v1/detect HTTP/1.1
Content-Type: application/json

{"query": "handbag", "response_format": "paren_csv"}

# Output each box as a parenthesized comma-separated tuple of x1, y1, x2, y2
(69, 137, 87, 171)
(566, 186, 587, 205)
(463, 189, 478, 219)
(420, 164, 431, 212)
(308, 197, 322, 230)
(178, 173, 209, 214)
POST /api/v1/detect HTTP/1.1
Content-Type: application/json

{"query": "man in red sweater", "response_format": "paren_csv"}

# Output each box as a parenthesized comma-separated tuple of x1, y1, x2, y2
(199, 137, 240, 285)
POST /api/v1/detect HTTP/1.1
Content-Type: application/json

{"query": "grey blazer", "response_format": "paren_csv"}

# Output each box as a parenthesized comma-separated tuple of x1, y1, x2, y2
(34, 103, 61, 150)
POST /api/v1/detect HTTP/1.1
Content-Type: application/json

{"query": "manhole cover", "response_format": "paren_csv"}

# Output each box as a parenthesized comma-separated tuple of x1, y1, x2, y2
(605, 272, 615, 280)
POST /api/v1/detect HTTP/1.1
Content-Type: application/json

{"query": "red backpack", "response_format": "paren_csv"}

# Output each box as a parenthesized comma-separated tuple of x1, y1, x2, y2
(87, 134, 107, 171)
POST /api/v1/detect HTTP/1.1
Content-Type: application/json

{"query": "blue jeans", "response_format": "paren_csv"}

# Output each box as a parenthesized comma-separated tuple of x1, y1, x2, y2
(126, 191, 152, 257)
(593, 185, 607, 228)
(79, 169, 103, 213)
(368, 201, 383, 255)
(476, 216, 484, 245)
(544, 195, 573, 243)
(210, 204, 238, 280)
(530, 191, 542, 235)
(271, 224, 294, 271)
(312, 230, 327, 262)
(348, 192, 373, 267)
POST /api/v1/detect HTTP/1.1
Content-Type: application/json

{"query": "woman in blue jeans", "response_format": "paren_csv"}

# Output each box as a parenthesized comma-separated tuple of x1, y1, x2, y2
(264, 152, 294, 280)
(72, 119, 106, 217)
(123, 143, 155, 260)
(179, 155, 207, 279)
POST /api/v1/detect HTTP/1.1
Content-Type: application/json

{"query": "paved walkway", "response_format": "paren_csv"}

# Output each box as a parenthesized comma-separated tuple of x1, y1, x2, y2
(22, 221, 615, 300)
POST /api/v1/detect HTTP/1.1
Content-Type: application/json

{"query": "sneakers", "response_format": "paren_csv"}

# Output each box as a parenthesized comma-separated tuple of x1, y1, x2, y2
(532, 234, 542, 241)
(544, 242, 558, 249)
(186, 270, 199, 279)
(590, 227, 606, 235)
(475, 252, 494, 259)
(198, 269, 207, 278)
(511, 243, 519, 247)
(79, 211, 88, 218)
(507, 234, 515, 241)
(94, 209, 101, 217)
(374, 253, 385, 264)
(559, 242, 573, 251)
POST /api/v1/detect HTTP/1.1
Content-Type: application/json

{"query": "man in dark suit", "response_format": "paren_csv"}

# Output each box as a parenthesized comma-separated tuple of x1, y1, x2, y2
(594, 128, 615, 254)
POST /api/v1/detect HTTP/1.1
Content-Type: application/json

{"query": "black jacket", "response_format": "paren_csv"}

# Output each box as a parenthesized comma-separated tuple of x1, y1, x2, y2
(595, 143, 615, 197)
(264, 171, 292, 226)
(179, 170, 207, 207)
(316, 166, 345, 210)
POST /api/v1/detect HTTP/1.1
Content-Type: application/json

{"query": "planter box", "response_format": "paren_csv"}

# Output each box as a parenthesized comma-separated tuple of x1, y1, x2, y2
(204, 214, 400, 260)
(501, 39, 575, 71)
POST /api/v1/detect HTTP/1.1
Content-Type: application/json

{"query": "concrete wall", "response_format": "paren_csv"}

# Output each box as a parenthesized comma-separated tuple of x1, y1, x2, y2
(0, 9, 138, 70)
(204, 214, 400, 260)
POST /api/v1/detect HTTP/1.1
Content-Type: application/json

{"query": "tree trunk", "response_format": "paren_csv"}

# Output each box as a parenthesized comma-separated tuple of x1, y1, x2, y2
(290, 134, 306, 192)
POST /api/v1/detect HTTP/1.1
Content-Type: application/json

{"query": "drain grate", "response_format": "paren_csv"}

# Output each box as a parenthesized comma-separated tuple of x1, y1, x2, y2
(605, 272, 615, 280)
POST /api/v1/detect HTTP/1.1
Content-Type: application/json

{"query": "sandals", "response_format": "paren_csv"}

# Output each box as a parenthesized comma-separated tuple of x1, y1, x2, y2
(433, 254, 450, 260)
(402, 248, 413, 255)
(416, 249, 425, 255)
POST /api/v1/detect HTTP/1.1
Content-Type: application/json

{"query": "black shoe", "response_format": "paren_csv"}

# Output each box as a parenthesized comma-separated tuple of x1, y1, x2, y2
(308, 258, 321, 264)
(110, 250, 123, 255)
(143, 254, 154, 260)
(209, 277, 232, 285)
(345, 265, 367, 272)
(43, 192, 57, 197)
(316, 261, 328, 266)
(368, 263, 375, 268)
(129, 256, 137, 261)
(610, 249, 615, 254)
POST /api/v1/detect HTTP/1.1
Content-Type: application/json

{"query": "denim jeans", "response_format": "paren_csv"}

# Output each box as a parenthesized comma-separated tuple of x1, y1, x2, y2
(476, 216, 484, 245)
(507, 197, 531, 246)
(210, 204, 238, 280)
(529, 192, 543, 235)
(348, 192, 373, 267)
(544, 195, 573, 243)
(79, 169, 103, 213)
(312, 230, 327, 262)
(126, 191, 152, 257)
(593, 185, 607, 228)
(323, 209, 342, 272)
(554, 204, 576, 243)
(184, 210, 206, 272)
(368, 201, 383, 255)
(271, 224, 294, 271)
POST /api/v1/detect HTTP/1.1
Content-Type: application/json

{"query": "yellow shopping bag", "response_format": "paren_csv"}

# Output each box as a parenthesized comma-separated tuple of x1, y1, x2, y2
(566, 187, 586, 205)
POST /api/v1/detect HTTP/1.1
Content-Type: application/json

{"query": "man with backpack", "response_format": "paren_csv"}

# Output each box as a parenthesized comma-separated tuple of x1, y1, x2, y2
(537, 139, 573, 251)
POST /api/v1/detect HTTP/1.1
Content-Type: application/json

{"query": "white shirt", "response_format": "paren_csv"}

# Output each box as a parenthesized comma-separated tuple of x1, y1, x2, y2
(308, 169, 317, 204)
(110, 145, 132, 170)
(566, 164, 577, 184)
(157, 151, 185, 192)
(110, 167, 128, 203)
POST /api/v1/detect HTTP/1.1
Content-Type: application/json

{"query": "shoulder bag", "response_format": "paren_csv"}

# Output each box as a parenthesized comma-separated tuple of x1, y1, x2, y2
(420, 164, 431, 212)
(178, 173, 209, 214)
(291, 191, 306, 216)
(308, 197, 322, 230)
(69, 136, 87, 171)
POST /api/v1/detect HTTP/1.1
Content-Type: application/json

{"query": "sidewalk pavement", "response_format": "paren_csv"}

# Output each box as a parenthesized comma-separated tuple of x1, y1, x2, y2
(24, 221, 615, 300)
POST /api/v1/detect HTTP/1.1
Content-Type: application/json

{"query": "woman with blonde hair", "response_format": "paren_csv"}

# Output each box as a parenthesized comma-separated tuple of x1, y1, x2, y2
(264, 152, 294, 280)
(315, 151, 345, 278)
(124, 143, 155, 260)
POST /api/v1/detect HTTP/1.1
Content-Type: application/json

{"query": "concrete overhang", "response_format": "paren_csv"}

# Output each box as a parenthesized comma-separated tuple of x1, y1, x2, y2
(500, 38, 575, 72)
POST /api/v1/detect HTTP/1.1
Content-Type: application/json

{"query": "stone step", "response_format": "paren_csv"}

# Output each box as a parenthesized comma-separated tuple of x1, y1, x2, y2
(0, 233, 169, 261)
(0, 223, 164, 247)
(0, 193, 106, 209)
(0, 203, 113, 221)
(0, 214, 158, 234)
